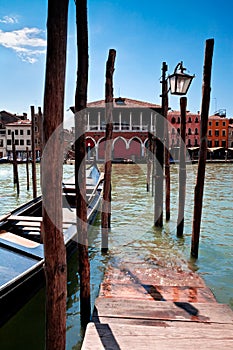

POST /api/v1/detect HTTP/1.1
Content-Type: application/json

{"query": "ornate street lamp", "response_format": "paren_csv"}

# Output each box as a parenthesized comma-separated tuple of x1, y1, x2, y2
(168, 61, 195, 95)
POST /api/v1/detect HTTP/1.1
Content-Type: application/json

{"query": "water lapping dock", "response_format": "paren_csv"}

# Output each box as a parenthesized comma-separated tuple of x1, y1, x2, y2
(82, 261, 233, 349)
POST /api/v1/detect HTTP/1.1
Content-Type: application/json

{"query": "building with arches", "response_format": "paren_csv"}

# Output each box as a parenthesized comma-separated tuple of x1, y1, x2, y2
(84, 97, 162, 162)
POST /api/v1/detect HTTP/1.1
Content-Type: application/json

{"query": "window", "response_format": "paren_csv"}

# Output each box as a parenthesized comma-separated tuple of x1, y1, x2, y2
(208, 140, 212, 147)
(208, 121, 212, 126)
(188, 117, 192, 123)
(195, 117, 199, 123)
(222, 130, 226, 136)
(222, 140, 226, 147)
(188, 128, 192, 135)
(223, 121, 226, 126)
(214, 140, 219, 147)
(194, 139, 198, 146)
(177, 117, 180, 124)
(215, 130, 219, 136)
(115, 97, 125, 105)
(177, 128, 180, 134)
(27, 130, 31, 135)
(208, 130, 212, 136)
(195, 128, 198, 135)
(8, 129, 11, 135)
(20, 140, 24, 146)
(188, 139, 191, 146)
(20, 129, 24, 135)
(7, 140, 11, 145)
(171, 117, 176, 124)
(15, 140, 19, 145)
(15, 130, 18, 135)
(216, 121, 219, 126)
(26, 140, 31, 146)
(0, 139, 3, 147)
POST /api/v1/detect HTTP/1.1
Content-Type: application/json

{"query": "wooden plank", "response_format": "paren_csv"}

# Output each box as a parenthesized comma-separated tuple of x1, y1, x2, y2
(99, 282, 216, 303)
(8, 215, 43, 222)
(102, 266, 207, 287)
(82, 322, 233, 350)
(0, 231, 40, 248)
(94, 298, 233, 324)
(15, 221, 41, 227)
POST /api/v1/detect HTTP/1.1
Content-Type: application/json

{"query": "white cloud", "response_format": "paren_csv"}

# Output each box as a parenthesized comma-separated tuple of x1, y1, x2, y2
(0, 15, 18, 24)
(0, 27, 46, 63)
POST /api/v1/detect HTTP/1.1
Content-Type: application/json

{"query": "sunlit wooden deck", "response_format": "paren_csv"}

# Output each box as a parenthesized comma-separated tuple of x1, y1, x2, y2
(82, 263, 233, 349)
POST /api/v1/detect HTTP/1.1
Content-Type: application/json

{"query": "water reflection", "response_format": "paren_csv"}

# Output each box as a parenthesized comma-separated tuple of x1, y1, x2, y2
(0, 162, 232, 349)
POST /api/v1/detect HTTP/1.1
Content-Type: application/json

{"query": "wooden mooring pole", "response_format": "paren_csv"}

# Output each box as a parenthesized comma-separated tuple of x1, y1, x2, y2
(31, 106, 37, 198)
(75, 0, 90, 329)
(191, 38, 214, 258)
(163, 79, 170, 221)
(177, 97, 187, 237)
(42, 0, 69, 349)
(11, 131, 19, 195)
(154, 62, 167, 227)
(26, 146, 30, 191)
(146, 131, 153, 192)
(101, 49, 116, 252)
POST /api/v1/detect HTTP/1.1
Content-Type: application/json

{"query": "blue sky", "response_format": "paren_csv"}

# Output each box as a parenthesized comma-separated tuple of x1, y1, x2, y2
(0, 0, 233, 125)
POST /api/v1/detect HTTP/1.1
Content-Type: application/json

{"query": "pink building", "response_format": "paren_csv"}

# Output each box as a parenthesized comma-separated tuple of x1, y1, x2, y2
(167, 110, 201, 149)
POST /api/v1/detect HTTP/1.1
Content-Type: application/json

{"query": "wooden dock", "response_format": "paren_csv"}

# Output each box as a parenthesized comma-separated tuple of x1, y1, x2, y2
(81, 262, 233, 349)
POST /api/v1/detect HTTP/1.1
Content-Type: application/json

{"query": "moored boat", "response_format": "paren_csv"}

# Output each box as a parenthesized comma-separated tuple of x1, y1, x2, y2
(0, 163, 103, 326)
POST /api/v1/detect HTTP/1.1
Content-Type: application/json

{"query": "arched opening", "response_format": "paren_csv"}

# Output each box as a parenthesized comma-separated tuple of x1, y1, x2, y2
(128, 138, 142, 161)
(113, 137, 127, 160)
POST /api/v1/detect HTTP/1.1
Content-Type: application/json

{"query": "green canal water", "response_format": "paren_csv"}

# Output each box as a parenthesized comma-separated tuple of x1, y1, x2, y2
(0, 162, 232, 349)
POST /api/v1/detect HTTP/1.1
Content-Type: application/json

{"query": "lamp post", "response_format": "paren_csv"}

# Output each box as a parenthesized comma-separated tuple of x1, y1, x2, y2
(169, 62, 194, 236)
(154, 61, 194, 228)
(168, 61, 195, 96)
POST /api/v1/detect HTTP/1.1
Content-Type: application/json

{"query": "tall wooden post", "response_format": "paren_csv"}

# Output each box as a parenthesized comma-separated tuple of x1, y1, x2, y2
(154, 62, 167, 227)
(38, 106, 43, 158)
(75, 0, 90, 328)
(11, 132, 19, 195)
(26, 146, 30, 191)
(31, 106, 37, 198)
(42, 0, 69, 349)
(146, 131, 153, 192)
(191, 39, 214, 258)
(177, 97, 187, 237)
(163, 79, 170, 221)
(101, 49, 116, 252)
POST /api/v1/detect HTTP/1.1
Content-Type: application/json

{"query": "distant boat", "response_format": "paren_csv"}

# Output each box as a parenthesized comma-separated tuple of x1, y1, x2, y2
(0, 157, 9, 164)
(0, 163, 103, 326)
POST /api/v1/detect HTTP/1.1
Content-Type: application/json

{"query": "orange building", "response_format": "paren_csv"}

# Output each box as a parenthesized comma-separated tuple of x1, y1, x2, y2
(207, 113, 229, 149)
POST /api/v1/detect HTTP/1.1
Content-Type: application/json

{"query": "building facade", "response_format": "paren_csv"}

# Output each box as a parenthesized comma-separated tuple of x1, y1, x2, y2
(69, 98, 233, 162)
(167, 110, 201, 148)
(83, 97, 162, 162)
(207, 113, 229, 149)
(0, 109, 42, 159)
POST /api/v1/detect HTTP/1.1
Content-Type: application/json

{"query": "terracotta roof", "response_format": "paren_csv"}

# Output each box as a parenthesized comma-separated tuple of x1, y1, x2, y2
(5, 120, 31, 126)
(87, 97, 161, 109)
(208, 114, 228, 120)
(167, 110, 199, 116)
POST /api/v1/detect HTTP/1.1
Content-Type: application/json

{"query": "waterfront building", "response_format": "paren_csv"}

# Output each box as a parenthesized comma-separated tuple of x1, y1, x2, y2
(0, 109, 42, 159)
(77, 97, 162, 162)
(207, 111, 229, 159)
(166, 110, 201, 149)
(5, 120, 32, 159)
(207, 111, 229, 148)
(0, 111, 27, 158)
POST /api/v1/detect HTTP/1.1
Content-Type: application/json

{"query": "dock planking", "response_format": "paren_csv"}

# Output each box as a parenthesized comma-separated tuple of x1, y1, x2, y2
(82, 263, 233, 349)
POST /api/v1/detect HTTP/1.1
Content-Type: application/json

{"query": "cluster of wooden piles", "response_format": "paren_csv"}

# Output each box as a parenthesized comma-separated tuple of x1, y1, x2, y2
(82, 262, 233, 349)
